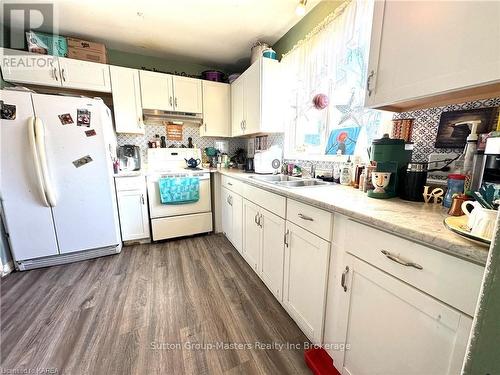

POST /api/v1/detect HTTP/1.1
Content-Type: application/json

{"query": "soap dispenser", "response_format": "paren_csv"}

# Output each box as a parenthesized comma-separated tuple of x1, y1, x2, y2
(456, 120, 481, 191)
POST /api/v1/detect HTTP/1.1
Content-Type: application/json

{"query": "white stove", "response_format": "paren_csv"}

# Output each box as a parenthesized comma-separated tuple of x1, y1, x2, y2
(146, 148, 213, 241)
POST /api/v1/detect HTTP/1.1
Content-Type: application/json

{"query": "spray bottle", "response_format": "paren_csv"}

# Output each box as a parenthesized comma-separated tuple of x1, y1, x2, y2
(457, 120, 481, 191)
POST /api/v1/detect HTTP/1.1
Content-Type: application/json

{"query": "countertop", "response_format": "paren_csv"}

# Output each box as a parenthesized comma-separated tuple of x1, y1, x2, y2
(218, 169, 490, 266)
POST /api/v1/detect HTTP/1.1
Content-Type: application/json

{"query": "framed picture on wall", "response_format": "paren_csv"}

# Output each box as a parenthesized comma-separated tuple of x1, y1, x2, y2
(435, 107, 498, 148)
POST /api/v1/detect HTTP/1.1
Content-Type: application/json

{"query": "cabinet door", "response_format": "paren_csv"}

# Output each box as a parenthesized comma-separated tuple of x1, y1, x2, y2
(110, 66, 144, 134)
(0, 49, 61, 87)
(337, 254, 472, 375)
(200, 81, 230, 137)
(139, 71, 174, 111)
(283, 221, 330, 344)
(260, 209, 285, 301)
(243, 60, 261, 135)
(58, 57, 111, 92)
(172, 76, 203, 113)
(366, 1, 500, 109)
(117, 190, 150, 241)
(231, 193, 243, 254)
(221, 187, 234, 243)
(242, 199, 261, 271)
(230, 76, 245, 137)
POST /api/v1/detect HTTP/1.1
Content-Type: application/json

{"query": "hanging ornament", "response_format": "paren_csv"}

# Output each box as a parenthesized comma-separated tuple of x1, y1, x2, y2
(313, 93, 329, 110)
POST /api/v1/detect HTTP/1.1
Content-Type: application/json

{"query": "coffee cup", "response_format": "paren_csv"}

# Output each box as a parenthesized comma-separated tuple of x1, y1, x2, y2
(461, 201, 482, 230)
(470, 208, 497, 239)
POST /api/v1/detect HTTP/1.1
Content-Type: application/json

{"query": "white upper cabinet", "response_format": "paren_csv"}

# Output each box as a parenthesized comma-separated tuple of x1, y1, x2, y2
(231, 76, 245, 137)
(0, 48, 61, 87)
(0, 48, 111, 92)
(230, 57, 283, 137)
(139, 70, 174, 111)
(172, 75, 203, 113)
(366, 0, 500, 111)
(200, 81, 230, 137)
(110, 66, 144, 134)
(58, 57, 111, 92)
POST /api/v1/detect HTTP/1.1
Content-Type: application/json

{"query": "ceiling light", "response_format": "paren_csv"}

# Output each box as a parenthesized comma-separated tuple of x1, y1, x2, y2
(296, 0, 307, 16)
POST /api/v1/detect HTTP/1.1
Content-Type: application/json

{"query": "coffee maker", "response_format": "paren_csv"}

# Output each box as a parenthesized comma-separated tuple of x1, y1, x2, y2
(367, 134, 413, 199)
(117, 145, 141, 171)
(478, 137, 500, 186)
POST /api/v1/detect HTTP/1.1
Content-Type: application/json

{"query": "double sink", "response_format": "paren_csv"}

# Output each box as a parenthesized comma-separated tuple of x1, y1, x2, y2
(249, 174, 330, 188)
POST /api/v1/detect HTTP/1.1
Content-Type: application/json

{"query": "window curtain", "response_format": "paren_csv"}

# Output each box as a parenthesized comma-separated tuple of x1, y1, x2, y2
(282, 0, 389, 160)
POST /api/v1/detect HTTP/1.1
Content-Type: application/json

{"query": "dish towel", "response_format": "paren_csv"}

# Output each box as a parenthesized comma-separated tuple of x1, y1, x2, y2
(158, 176, 200, 204)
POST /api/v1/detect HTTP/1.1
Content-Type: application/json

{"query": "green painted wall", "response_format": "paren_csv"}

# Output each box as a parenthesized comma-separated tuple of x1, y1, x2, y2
(107, 49, 220, 76)
(273, 0, 344, 58)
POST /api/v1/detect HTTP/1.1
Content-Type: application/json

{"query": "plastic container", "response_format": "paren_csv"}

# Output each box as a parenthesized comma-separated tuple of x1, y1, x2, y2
(202, 70, 224, 82)
(444, 174, 466, 208)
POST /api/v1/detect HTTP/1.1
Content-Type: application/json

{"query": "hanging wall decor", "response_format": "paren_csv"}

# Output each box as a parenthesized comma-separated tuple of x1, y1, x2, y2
(313, 93, 329, 110)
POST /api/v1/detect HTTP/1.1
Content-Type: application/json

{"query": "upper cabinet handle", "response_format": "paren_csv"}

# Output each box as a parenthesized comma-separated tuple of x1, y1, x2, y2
(381, 250, 423, 270)
(53, 67, 58, 81)
(366, 70, 375, 97)
(174, 97, 178, 107)
(298, 213, 314, 221)
(169, 97, 173, 107)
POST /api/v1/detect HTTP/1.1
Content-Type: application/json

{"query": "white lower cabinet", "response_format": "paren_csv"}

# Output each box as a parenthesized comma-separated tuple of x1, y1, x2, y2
(115, 176, 150, 241)
(242, 199, 261, 271)
(221, 187, 242, 253)
(283, 221, 330, 344)
(242, 198, 286, 300)
(259, 209, 285, 301)
(335, 253, 472, 375)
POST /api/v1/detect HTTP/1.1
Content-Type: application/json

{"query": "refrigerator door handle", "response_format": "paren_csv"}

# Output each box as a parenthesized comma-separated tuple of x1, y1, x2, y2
(28, 116, 50, 207)
(34, 117, 57, 207)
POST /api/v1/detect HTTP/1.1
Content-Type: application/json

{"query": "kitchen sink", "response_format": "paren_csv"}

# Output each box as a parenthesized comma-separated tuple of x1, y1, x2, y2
(249, 174, 301, 182)
(275, 179, 330, 188)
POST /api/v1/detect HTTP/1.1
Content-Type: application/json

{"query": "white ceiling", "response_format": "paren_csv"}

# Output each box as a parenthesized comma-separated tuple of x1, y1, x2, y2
(10, 0, 321, 70)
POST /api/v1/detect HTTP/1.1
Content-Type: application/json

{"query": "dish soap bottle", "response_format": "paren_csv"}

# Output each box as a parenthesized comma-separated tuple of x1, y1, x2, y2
(457, 120, 480, 191)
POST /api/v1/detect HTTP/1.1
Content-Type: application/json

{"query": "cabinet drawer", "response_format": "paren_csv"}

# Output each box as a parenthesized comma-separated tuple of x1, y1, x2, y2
(221, 175, 243, 195)
(115, 175, 145, 191)
(287, 199, 332, 241)
(242, 184, 286, 218)
(345, 220, 484, 316)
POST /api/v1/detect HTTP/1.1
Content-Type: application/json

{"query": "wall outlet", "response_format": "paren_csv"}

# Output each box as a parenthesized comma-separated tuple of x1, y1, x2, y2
(427, 152, 461, 179)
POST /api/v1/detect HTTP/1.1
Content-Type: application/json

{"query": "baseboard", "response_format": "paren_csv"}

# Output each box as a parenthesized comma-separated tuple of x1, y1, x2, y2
(1, 261, 14, 277)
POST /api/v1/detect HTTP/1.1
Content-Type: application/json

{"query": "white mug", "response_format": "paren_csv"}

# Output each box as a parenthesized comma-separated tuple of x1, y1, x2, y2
(470, 208, 497, 239)
(461, 201, 482, 230)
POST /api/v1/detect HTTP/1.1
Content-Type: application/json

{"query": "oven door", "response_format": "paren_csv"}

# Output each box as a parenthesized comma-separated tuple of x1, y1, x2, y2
(147, 173, 212, 218)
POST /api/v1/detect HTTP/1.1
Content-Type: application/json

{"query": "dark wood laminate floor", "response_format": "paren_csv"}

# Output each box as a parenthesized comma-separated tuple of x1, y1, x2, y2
(0, 234, 311, 374)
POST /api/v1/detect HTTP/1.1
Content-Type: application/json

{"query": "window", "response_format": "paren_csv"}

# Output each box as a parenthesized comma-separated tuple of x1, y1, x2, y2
(282, 0, 391, 161)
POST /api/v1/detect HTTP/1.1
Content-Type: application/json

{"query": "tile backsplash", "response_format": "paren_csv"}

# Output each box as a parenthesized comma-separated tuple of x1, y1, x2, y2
(116, 124, 246, 163)
(393, 97, 500, 162)
(119, 96, 500, 169)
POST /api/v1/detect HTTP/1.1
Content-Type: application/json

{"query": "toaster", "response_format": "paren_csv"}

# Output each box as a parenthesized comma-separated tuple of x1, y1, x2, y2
(254, 146, 282, 174)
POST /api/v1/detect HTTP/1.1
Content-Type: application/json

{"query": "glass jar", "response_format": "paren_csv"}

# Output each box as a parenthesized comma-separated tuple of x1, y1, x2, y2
(443, 174, 466, 208)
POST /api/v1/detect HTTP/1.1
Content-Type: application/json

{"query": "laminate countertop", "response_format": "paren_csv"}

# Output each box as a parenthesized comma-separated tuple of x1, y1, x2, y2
(218, 169, 490, 266)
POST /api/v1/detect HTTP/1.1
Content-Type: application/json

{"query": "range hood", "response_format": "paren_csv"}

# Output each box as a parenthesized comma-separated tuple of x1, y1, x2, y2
(142, 109, 203, 125)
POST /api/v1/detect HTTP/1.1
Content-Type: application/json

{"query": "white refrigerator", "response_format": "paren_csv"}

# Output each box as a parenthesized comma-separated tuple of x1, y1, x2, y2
(0, 90, 122, 270)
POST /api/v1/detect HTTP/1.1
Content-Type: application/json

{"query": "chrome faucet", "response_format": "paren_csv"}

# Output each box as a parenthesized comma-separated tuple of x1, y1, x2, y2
(310, 163, 316, 178)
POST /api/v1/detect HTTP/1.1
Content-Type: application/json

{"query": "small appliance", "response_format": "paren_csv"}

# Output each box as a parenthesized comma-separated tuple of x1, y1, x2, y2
(400, 162, 428, 202)
(118, 145, 141, 171)
(367, 134, 412, 198)
(254, 145, 282, 174)
(478, 137, 500, 186)
(245, 158, 254, 173)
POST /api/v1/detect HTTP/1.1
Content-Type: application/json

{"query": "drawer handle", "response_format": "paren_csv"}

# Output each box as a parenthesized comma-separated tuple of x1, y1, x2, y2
(381, 250, 423, 270)
(227, 182, 233, 186)
(298, 213, 314, 221)
(341, 266, 349, 292)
